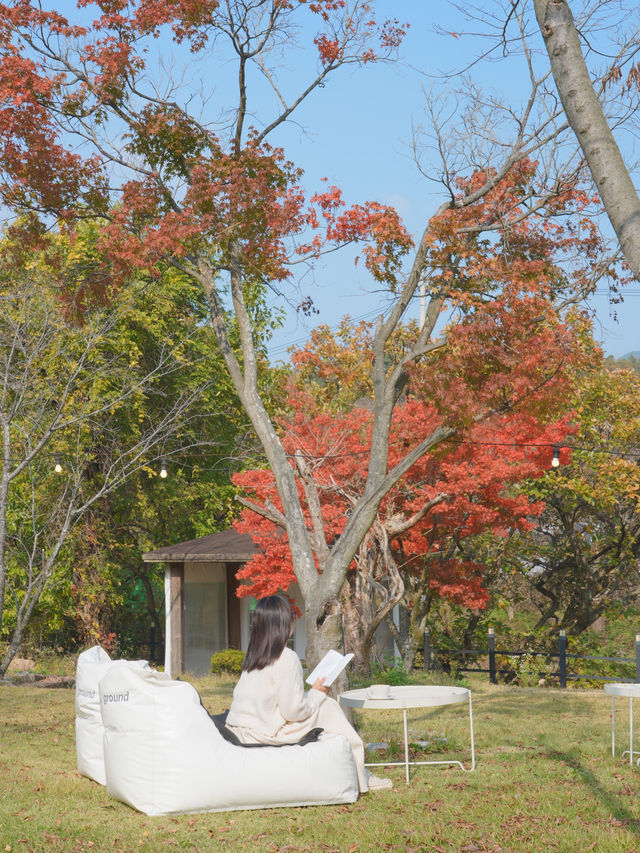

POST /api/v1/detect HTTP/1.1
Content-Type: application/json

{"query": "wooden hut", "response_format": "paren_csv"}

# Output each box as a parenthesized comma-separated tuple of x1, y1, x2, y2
(142, 530, 307, 677)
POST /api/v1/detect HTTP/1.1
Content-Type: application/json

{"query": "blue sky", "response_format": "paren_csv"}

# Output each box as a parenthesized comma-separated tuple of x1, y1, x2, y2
(253, 1, 640, 362)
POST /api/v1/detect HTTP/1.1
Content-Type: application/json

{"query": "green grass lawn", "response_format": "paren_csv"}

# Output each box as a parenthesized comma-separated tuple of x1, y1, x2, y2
(2, 675, 640, 852)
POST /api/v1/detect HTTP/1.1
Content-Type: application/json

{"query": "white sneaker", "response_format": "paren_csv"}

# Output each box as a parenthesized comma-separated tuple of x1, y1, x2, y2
(367, 774, 393, 791)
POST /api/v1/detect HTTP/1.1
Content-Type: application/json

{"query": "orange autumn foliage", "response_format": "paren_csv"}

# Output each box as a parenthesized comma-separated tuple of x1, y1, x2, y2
(233, 383, 575, 609)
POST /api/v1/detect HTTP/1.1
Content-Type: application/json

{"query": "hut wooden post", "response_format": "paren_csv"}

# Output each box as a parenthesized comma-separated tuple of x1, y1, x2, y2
(166, 562, 184, 677)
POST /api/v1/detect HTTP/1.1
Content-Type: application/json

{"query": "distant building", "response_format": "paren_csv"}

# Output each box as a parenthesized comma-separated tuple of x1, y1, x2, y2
(143, 530, 308, 677)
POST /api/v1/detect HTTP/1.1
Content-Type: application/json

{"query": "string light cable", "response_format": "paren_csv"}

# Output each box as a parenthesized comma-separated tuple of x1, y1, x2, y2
(275, 438, 640, 467)
(17, 438, 635, 481)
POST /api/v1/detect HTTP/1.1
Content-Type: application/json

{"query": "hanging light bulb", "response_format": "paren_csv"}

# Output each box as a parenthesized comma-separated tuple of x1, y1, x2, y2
(54, 452, 63, 474)
(159, 457, 168, 479)
(551, 445, 560, 468)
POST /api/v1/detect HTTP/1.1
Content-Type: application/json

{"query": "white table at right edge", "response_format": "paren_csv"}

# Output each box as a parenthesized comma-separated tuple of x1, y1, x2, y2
(604, 682, 640, 766)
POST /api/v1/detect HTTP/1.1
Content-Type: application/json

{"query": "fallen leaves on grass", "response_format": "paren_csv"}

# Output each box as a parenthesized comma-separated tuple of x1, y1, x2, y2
(454, 820, 480, 832)
(459, 844, 508, 853)
(421, 799, 444, 812)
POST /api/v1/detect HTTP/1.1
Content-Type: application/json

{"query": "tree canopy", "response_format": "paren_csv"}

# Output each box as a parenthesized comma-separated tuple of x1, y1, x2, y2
(0, 0, 631, 664)
(512, 360, 640, 635)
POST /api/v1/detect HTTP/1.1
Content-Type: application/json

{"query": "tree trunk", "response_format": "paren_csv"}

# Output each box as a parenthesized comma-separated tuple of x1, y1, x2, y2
(534, 0, 640, 281)
(0, 554, 55, 679)
(139, 570, 163, 645)
(462, 611, 482, 658)
(400, 633, 417, 673)
(340, 575, 369, 674)
(385, 606, 417, 672)
(303, 596, 345, 689)
(0, 415, 11, 636)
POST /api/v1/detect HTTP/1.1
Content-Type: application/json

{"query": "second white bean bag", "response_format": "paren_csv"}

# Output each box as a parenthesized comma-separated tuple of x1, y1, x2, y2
(75, 646, 113, 784)
(99, 663, 359, 815)
(75, 646, 149, 785)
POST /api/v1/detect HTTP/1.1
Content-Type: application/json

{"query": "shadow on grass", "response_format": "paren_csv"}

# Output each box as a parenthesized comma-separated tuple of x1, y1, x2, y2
(542, 742, 640, 837)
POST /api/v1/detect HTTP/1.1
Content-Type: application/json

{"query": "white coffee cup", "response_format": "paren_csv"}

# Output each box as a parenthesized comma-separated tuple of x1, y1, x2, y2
(369, 683, 391, 699)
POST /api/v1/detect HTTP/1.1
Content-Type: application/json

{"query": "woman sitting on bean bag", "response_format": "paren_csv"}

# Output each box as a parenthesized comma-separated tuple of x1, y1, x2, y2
(226, 594, 392, 793)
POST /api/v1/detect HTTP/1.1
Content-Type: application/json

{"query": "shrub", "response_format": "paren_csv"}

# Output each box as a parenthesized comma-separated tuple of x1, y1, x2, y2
(505, 652, 549, 687)
(369, 659, 415, 686)
(210, 648, 245, 675)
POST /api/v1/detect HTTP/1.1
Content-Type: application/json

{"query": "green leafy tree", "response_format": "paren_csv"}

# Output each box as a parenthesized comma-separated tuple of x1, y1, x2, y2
(0, 230, 263, 674)
(510, 362, 640, 635)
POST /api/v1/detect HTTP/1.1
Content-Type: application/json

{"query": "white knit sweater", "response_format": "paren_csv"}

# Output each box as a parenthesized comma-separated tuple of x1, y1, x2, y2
(226, 647, 327, 738)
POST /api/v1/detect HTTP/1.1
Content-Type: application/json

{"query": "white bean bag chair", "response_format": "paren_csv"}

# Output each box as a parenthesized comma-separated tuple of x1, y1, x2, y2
(99, 664, 359, 815)
(75, 646, 149, 785)
(75, 646, 112, 784)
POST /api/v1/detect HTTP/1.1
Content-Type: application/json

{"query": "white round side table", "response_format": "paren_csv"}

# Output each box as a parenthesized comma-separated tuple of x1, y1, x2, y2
(339, 685, 475, 783)
(603, 682, 640, 766)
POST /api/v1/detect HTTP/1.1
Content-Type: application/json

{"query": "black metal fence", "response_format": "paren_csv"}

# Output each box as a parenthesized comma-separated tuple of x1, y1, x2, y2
(423, 627, 640, 687)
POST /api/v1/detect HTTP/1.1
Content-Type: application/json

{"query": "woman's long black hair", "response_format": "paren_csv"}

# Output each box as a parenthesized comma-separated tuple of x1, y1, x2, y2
(242, 595, 293, 672)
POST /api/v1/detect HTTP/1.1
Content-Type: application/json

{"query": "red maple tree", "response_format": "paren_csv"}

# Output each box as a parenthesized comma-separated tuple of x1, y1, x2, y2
(233, 292, 582, 671)
(231, 157, 605, 671)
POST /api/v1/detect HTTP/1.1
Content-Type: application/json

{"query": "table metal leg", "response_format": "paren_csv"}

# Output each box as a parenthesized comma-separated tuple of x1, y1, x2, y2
(403, 708, 410, 784)
(611, 695, 616, 757)
(631, 696, 634, 767)
(363, 695, 477, 779)
(468, 693, 476, 772)
(620, 695, 639, 765)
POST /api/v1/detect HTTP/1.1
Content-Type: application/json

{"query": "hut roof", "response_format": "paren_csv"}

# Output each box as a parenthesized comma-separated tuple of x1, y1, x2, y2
(142, 530, 261, 563)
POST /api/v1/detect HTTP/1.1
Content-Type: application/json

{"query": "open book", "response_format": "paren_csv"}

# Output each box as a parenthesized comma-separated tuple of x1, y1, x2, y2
(306, 649, 354, 688)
